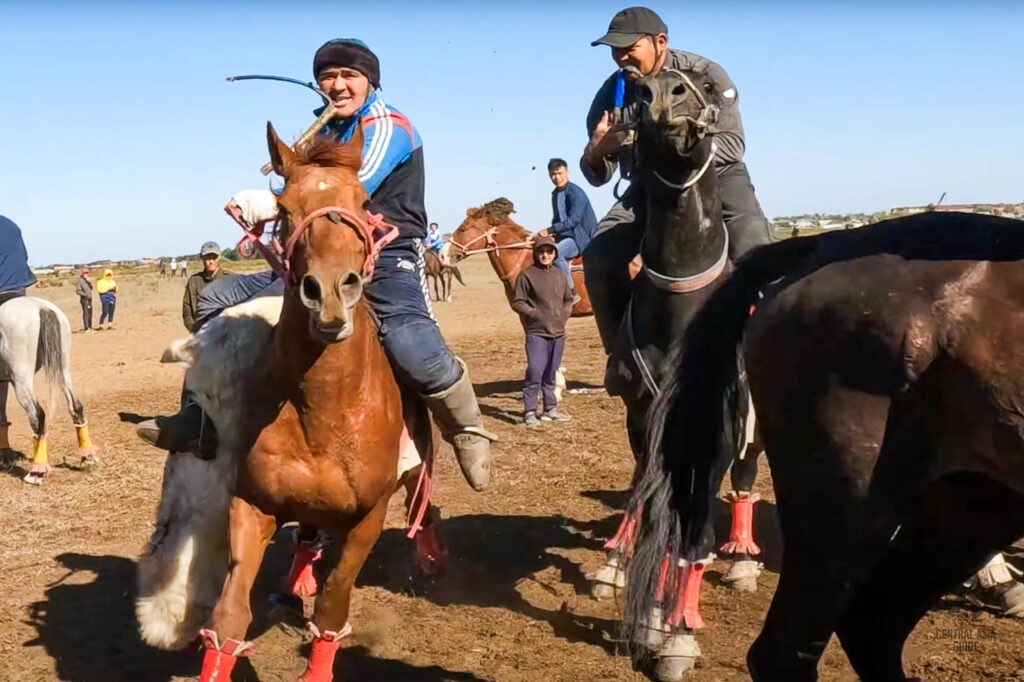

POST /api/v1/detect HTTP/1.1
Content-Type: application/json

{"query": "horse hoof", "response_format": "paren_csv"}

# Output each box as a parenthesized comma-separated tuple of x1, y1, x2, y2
(589, 558, 627, 600)
(23, 472, 44, 486)
(78, 453, 100, 469)
(644, 607, 669, 650)
(655, 633, 701, 681)
(722, 559, 762, 593)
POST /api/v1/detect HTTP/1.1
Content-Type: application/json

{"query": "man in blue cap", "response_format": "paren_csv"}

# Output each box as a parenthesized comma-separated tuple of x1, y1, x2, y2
(137, 39, 496, 492)
(581, 6, 773, 353)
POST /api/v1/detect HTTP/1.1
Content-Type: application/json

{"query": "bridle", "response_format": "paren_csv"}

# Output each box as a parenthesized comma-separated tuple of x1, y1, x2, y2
(228, 203, 398, 285)
(448, 225, 535, 283)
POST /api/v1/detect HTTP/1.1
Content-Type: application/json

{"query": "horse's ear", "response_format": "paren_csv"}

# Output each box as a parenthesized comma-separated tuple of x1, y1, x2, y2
(267, 122, 296, 179)
(340, 124, 365, 172)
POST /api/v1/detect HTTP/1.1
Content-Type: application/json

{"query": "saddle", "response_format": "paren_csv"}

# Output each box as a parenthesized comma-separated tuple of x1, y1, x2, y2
(570, 255, 585, 273)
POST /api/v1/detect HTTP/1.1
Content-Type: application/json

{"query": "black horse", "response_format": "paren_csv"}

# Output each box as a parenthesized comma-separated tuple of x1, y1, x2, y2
(587, 67, 763, 679)
(625, 212, 1024, 680)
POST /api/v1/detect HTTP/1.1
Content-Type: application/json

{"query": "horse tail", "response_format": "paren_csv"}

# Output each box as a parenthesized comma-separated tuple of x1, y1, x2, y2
(37, 305, 84, 422)
(622, 235, 820, 651)
(452, 265, 465, 287)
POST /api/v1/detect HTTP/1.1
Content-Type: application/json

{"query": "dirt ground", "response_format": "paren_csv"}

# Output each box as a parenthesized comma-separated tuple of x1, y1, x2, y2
(0, 260, 1021, 682)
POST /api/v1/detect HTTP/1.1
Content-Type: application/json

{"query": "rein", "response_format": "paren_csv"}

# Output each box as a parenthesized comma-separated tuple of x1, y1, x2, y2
(449, 226, 535, 282)
(227, 204, 398, 284)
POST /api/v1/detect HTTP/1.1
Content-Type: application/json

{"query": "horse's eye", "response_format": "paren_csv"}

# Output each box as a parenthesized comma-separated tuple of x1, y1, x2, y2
(703, 82, 714, 92)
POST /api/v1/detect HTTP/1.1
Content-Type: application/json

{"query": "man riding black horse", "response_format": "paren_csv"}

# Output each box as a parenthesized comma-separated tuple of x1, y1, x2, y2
(580, 6, 773, 355)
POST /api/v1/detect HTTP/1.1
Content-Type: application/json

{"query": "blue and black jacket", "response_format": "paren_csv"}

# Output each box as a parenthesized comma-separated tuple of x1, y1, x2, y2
(318, 90, 427, 243)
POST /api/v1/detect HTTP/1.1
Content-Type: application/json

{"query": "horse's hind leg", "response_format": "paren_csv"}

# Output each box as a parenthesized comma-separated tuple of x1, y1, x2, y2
(300, 497, 389, 682)
(836, 472, 1024, 682)
(200, 497, 276, 681)
(55, 339, 98, 467)
(0, 381, 12, 455)
(721, 437, 764, 592)
(9, 361, 49, 485)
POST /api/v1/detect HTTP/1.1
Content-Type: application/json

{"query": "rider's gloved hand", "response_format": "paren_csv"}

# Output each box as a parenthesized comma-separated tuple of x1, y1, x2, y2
(227, 189, 279, 226)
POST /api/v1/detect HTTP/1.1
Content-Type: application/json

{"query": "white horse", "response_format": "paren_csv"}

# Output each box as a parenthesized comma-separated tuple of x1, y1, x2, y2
(0, 296, 98, 484)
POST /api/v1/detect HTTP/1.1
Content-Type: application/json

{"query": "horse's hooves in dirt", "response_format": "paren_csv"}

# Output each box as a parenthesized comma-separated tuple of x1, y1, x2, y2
(589, 558, 627, 600)
(721, 559, 762, 593)
(644, 606, 669, 650)
(654, 633, 701, 681)
(76, 453, 100, 470)
(23, 471, 45, 486)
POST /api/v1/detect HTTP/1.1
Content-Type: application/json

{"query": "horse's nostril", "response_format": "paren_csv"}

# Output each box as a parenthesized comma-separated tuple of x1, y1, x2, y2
(341, 272, 361, 288)
(672, 84, 687, 97)
(301, 275, 323, 303)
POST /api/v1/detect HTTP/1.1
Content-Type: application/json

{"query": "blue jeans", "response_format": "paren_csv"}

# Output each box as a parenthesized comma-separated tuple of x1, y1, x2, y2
(194, 240, 462, 395)
(553, 237, 580, 290)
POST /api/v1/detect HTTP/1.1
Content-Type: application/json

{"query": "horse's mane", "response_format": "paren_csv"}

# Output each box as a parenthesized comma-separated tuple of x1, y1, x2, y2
(295, 135, 361, 171)
(469, 197, 529, 237)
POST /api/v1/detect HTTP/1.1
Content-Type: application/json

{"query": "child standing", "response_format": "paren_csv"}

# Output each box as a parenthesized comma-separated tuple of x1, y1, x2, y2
(97, 268, 118, 329)
(76, 267, 94, 331)
(511, 235, 574, 427)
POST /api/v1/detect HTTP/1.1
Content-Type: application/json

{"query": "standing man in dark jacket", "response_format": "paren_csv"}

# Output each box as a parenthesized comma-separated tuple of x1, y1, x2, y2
(511, 235, 574, 427)
(181, 241, 225, 331)
(76, 267, 94, 332)
(580, 6, 773, 352)
(539, 158, 598, 300)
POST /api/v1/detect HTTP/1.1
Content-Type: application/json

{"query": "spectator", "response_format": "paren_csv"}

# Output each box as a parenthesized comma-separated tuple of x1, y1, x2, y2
(178, 259, 188, 278)
(96, 268, 118, 329)
(76, 267, 94, 332)
(539, 158, 597, 302)
(182, 241, 225, 331)
(511, 235, 574, 427)
(424, 221, 444, 254)
(159, 258, 167, 278)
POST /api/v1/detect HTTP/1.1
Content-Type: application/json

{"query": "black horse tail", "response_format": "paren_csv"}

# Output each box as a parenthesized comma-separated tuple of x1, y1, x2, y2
(452, 265, 465, 287)
(622, 235, 820, 652)
(38, 307, 65, 387)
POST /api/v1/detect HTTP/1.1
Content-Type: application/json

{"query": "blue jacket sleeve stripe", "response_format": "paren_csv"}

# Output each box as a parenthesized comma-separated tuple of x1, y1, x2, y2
(359, 100, 392, 188)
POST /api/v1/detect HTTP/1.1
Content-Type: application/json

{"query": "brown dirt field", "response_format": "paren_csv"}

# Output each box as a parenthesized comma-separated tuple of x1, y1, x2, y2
(0, 260, 1021, 681)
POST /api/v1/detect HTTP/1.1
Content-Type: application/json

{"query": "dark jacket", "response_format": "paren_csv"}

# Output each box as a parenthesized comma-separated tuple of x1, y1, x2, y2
(0, 216, 36, 294)
(550, 182, 598, 252)
(581, 48, 745, 188)
(511, 256, 573, 338)
(76, 275, 93, 299)
(182, 268, 225, 331)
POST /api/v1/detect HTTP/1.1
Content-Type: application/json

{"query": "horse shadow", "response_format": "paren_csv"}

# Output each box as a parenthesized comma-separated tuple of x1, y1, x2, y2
(472, 379, 520, 399)
(24, 553, 199, 682)
(356, 513, 623, 654)
(117, 411, 149, 425)
(26, 550, 495, 682)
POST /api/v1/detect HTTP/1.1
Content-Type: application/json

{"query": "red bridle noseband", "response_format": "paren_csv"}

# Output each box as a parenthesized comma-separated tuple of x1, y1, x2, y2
(228, 203, 398, 284)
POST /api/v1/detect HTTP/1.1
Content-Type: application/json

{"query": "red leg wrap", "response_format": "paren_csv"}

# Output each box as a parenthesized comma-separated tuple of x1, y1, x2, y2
(415, 525, 446, 575)
(199, 630, 253, 682)
(720, 493, 761, 556)
(654, 554, 671, 602)
(603, 506, 642, 552)
(666, 562, 706, 630)
(297, 637, 341, 682)
(286, 542, 323, 597)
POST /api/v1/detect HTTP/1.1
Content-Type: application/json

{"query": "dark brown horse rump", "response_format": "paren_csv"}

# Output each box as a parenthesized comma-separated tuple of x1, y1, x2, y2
(626, 210, 1024, 681)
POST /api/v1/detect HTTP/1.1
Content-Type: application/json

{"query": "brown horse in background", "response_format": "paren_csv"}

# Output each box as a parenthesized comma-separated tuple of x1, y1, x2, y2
(186, 125, 438, 682)
(424, 247, 464, 302)
(449, 198, 597, 317)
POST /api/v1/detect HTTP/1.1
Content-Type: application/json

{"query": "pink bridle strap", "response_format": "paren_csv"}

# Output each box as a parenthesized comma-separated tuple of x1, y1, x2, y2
(224, 203, 290, 280)
(284, 205, 398, 283)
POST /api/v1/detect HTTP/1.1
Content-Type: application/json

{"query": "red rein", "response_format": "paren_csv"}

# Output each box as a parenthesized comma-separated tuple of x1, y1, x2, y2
(227, 204, 398, 284)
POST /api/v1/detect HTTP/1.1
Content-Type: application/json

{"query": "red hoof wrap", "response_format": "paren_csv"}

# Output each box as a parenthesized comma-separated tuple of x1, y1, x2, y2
(666, 561, 706, 630)
(720, 492, 761, 556)
(199, 629, 254, 682)
(604, 506, 642, 552)
(286, 542, 323, 597)
(415, 526, 446, 575)
(297, 622, 352, 682)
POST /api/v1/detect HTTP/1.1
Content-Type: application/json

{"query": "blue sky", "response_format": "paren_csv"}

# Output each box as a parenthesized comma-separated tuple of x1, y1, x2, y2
(2, 1, 1022, 265)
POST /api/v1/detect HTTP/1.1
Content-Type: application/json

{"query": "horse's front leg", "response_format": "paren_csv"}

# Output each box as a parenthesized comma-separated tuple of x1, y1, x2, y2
(200, 496, 276, 682)
(298, 496, 389, 682)
(720, 439, 764, 593)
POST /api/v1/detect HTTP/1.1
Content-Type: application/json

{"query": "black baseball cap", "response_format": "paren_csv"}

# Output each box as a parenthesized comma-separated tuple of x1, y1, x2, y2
(591, 7, 668, 48)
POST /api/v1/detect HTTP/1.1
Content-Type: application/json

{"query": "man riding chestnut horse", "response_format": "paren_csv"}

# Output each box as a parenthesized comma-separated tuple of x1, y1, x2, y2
(136, 38, 496, 493)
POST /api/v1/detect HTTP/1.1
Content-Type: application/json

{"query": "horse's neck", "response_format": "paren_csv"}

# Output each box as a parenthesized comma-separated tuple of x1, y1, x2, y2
(487, 222, 531, 287)
(642, 141, 726, 279)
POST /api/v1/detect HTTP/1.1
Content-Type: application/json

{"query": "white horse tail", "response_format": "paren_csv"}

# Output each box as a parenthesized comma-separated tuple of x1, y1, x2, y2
(37, 305, 85, 423)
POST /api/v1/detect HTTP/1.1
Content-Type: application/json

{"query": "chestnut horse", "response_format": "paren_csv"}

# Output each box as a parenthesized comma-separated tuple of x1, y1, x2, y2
(449, 198, 595, 317)
(190, 125, 434, 682)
